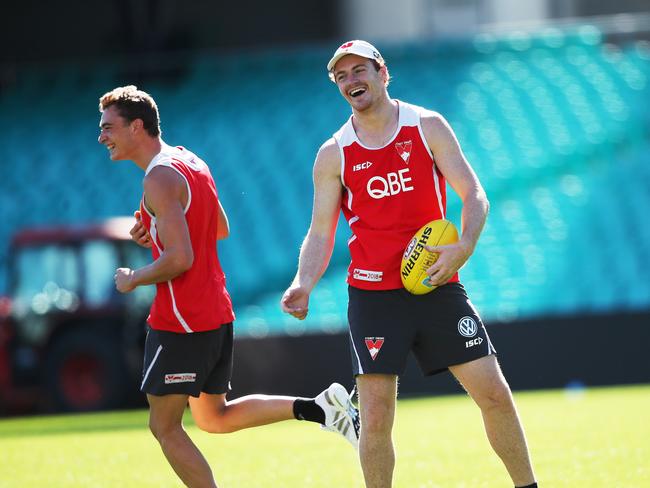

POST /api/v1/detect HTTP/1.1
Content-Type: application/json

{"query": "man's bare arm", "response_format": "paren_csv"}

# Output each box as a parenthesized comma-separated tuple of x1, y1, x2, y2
(115, 166, 194, 292)
(281, 139, 343, 319)
(421, 112, 489, 285)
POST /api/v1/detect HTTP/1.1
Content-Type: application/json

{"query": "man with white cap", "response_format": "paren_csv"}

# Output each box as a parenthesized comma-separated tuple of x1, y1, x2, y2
(281, 40, 538, 488)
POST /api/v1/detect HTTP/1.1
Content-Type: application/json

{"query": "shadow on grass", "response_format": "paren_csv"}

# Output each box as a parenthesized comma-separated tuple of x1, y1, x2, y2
(0, 408, 197, 439)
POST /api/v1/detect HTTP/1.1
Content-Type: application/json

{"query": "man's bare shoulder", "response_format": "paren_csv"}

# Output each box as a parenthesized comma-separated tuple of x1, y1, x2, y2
(313, 137, 342, 178)
(419, 110, 457, 147)
(420, 109, 449, 132)
(143, 165, 186, 199)
(144, 164, 182, 184)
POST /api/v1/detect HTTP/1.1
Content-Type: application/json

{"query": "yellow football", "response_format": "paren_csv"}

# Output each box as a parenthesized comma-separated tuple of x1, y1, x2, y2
(400, 219, 459, 295)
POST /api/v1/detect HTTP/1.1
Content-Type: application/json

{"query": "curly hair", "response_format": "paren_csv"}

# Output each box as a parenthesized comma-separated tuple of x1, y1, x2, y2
(99, 85, 161, 137)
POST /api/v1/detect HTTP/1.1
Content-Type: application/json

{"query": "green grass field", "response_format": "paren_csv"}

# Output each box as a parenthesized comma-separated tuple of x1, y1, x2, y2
(1, 384, 648, 487)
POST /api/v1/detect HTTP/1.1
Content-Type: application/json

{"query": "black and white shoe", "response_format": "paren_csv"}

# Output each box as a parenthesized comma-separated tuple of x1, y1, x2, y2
(315, 383, 360, 450)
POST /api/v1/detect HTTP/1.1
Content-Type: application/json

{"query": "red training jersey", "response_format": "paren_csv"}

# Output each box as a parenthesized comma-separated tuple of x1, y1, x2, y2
(335, 100, 459, 290)
(140, 144, 235, 333)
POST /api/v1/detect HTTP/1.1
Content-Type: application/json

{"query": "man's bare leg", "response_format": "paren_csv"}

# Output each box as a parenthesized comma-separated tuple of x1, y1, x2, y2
(356, 374, 397, 488)
(450, 356, 536, 487)
(188, 393, 295, 433)
(148, 393, 217, 488)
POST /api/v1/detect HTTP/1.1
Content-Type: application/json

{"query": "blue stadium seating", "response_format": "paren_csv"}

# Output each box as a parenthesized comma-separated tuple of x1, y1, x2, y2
(0, 27, 648, 334)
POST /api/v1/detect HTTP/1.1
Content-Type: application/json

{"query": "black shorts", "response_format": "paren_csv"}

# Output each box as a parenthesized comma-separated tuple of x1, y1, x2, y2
(348, 283, 495, 377)
(141, 323, 234, 397)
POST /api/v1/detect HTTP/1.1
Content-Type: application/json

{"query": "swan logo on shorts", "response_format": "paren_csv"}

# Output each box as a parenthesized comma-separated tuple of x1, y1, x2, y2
(365, 337, 385, 361)
(457, 316, 478, 338)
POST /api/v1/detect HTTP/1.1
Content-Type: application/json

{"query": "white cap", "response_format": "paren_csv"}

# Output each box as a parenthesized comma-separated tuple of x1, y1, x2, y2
(327, 40, 385, 72)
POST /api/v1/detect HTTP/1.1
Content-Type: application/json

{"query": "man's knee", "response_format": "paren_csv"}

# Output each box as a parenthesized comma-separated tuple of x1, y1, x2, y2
(192, 407, 233, 434)
(361, 401, 394, 436)
(194, 416, 233, 434)
(149, 417, 182, 442)
(357, 375, 397, 438)
(148, 419, 160, 440)
(475, 380, 515, 412)
(146, 394, 190, 441)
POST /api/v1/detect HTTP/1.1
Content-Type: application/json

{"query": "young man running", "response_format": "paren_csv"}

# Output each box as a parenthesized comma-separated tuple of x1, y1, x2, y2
(99, 85, 359, 487)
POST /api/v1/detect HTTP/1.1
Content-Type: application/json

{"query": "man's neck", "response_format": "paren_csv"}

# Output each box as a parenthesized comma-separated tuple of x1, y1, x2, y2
(132, 137, 163, 171)
(351, 97, 399, 148)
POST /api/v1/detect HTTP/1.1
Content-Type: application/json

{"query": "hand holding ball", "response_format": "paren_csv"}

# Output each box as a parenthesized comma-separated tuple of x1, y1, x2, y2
(400, 219, 459, 295)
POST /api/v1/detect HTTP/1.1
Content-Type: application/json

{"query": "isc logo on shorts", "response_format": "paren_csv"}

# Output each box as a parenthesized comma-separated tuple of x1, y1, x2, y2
(458, 316, 483, 349)
(165, 373, 197, 384)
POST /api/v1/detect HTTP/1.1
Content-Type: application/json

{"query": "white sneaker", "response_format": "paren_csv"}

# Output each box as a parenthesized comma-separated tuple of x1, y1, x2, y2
(315, 383, 360, 450)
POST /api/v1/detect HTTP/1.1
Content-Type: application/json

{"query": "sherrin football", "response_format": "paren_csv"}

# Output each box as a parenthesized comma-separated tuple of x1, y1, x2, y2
(400, 219, 459, 295)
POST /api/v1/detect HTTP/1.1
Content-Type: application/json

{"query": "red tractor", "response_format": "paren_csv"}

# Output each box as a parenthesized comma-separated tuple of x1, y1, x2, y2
(0, 217, 153, 413)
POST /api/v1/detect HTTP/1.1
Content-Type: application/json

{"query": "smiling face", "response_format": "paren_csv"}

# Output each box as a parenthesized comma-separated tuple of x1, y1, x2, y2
(332, 54, 389, 112)
(98, 105, 138, 161)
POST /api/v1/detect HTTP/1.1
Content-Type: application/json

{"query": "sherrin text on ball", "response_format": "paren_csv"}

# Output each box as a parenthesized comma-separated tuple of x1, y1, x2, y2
(400, 219, 459, 294)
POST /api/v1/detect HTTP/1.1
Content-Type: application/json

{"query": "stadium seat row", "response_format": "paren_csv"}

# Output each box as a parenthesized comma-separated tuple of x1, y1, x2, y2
(0, 28, 648, 333)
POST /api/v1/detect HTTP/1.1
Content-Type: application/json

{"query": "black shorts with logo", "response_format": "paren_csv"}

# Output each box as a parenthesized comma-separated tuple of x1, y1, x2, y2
(348, 283, 495, 377)
(141, 323, 234, 397)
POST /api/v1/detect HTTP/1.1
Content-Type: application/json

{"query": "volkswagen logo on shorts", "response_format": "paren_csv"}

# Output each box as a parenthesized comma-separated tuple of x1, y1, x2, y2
(457, 316, 478, 337)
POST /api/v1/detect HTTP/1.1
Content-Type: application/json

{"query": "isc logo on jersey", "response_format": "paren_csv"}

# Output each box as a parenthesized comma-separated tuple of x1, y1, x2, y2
(353, 161, 373, 172)
(367, 168, 414, 199)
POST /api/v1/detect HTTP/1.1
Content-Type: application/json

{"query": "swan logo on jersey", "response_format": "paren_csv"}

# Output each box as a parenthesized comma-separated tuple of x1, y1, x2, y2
(367, 168, 414, 199)
(395, 140, 412, 164)
(365, 337, 385, 361)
